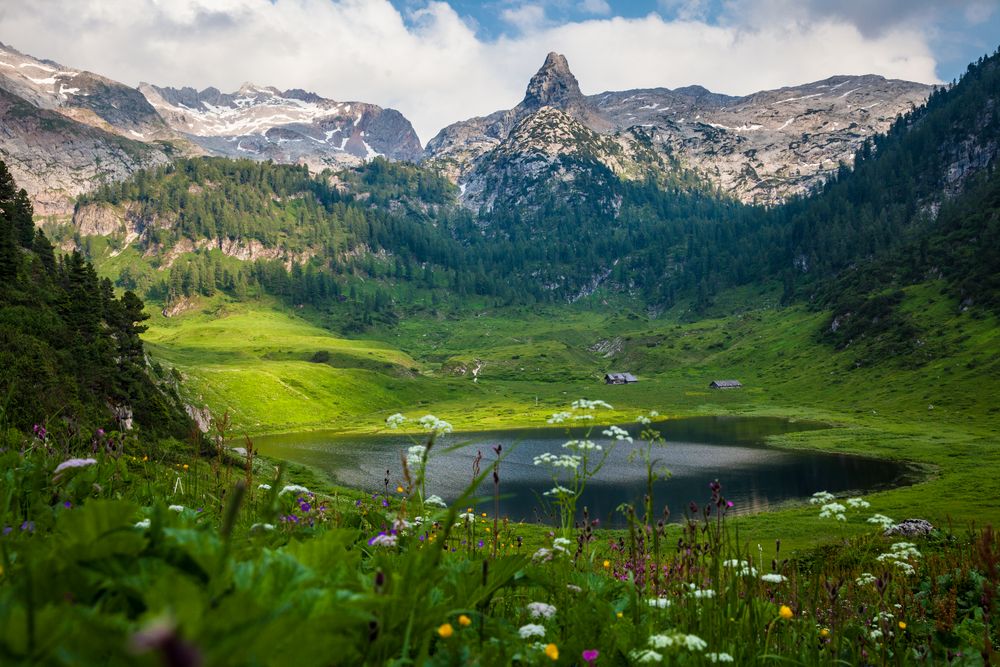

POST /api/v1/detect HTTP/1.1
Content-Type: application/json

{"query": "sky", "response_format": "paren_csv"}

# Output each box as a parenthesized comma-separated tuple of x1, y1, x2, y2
(1, 0, 997, 144)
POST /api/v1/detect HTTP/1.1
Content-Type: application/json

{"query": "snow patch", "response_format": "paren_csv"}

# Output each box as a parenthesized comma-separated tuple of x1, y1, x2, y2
(776, 93, 823, 104)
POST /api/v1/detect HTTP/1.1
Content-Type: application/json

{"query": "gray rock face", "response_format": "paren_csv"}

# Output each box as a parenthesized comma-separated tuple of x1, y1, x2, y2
(884, 519, 935, 538)
(140, 82, 423, 170)
(0, 88, 171, 216)
(423, 53, 934, 207)
(0, 42, 424, 215)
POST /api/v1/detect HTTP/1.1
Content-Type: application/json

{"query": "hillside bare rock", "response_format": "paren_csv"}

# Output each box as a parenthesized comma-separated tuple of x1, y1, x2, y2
(71, 201, 317, 269)
(424, 52, 934, 207)
(0, 88, 172, 216)
(140, 83, 423, 170)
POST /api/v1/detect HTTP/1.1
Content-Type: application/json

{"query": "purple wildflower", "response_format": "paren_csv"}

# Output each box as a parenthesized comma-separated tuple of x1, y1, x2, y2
(63, 501, 72, 509)
(20, 520, 35, 533)
(583, 649, 600, 664)
(2, 526, 11, 536)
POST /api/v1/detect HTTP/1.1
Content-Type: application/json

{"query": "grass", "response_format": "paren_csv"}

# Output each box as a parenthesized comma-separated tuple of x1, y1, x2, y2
(139, 284, 1000, 558)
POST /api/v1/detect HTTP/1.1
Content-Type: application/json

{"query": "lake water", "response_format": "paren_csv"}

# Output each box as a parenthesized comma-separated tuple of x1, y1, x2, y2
(253, 416, 911, 526)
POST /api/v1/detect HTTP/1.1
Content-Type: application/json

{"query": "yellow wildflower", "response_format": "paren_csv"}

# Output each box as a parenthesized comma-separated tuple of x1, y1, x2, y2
(396, 485, 404, 493)
(820, 628, 830, 638)
(183, 464, 189, 471)
(616, 611, 623, 619)
(458, 614, 472, 627)
(603, 559, 610, 569)
(898, 621, 907, 630)
(779, 605, 793, 620)
(438, 623, 454, 639)
(544, 643, 559, 661)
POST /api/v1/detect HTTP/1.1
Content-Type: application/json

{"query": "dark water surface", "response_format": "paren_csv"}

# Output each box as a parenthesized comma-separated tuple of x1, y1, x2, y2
(254, 417, 911, 526)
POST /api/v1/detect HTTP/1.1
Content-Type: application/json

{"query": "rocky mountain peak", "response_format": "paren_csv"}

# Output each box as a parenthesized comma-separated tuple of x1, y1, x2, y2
(522, 52, 584, 110)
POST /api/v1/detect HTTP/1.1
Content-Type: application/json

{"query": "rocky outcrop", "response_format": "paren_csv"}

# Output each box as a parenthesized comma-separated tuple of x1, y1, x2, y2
(423, 53, 934, 208)
(139, 82, 423, 170)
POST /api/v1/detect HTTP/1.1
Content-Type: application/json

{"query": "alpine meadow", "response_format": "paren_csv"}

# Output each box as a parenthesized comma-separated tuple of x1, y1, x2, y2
(2, 4, 1000, 665)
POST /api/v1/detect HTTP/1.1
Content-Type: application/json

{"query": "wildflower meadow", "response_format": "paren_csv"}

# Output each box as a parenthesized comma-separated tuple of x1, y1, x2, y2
(0, 402, 997, 666)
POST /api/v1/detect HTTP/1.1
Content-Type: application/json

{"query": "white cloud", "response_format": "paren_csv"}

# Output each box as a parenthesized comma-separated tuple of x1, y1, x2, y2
(501, 4, 548, 33)
(0, 0, 942, 146)
(577, 0, 612, 16)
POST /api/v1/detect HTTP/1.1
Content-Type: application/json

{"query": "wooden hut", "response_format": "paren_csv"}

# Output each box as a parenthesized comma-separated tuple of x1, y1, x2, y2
(709, 380, 742, 389)
(604, 372, 639, 385)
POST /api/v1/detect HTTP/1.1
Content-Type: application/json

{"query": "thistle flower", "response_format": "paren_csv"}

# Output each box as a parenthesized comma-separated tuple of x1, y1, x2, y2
(368, 533, 397, 547)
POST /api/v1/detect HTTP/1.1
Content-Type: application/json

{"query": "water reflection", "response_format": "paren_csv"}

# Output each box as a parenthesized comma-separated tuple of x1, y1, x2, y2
(254, 417, 911, 526)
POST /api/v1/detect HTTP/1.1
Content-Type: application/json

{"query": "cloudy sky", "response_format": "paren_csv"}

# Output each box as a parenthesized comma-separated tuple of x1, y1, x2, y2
(1, 0, 997, 143)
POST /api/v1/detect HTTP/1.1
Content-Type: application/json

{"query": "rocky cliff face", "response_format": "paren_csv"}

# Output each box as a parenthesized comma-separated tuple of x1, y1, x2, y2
(0, 43, 179, 215)
(0, 42, 424, 215)
(424, 52, 934, 207)
(139, 83, 423, 171)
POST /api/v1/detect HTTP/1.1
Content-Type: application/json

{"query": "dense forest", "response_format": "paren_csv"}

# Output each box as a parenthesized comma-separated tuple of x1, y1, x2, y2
(0, 161, 189, 436)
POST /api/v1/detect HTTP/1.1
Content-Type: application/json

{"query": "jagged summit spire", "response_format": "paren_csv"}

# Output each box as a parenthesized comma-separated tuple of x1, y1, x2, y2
(522, 52, 583, 110)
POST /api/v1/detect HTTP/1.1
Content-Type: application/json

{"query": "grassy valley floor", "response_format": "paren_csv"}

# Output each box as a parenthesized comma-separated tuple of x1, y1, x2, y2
(142, 283, 1000, 555)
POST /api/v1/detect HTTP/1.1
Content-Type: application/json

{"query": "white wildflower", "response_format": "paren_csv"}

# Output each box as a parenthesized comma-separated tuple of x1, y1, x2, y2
(53, 458, 97, 474)
(392, 518, 411, 532)
(250, 523, 275, 532)
(544, 485, 572, 497)
(761, 573, 788, 584)
(648, 634, 675, 648)
(649, 410, 659, 417)
(809, 491, 836, 505)
(708, 653, 735, 663)
(257, 483, 272, 490)
(689, 588, 716, 599)
(636, 415, 652, 425)
(279, 484, 310, 496)
(546, 411, 571, 424)
(532, 547, 554, 562)
(893, 561, 916, 576)
(518, 624, 546, 639)
(418, 414, 452, 434)
(867, 513, 895, 528)
(869, 628, 883, 641)
(527, 602, 557, 619)
(424, 494, 447, 508)
(572, 414, 594, 420)
(553, 537, 572, 549)
(856, 572, 877, 586)
(847, 497, 871, 509)
(631, 649, 663, 663)
(566, 584, 582, 593)
(723, 559, 758, 577)
(134, 519, 151, 529)
(552, 454, 582, 469)
(602, 425, 633, 442)
(571, 399, 613, 410)
(682, 635, 708, 652)
(385, 413, 406, 429)
(168, 505, 184, 512)
(819, 502, 847, 520)
(563, 439, 601, 451)
(406, 445, 426, 467)
(647, 598, 671, 609)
